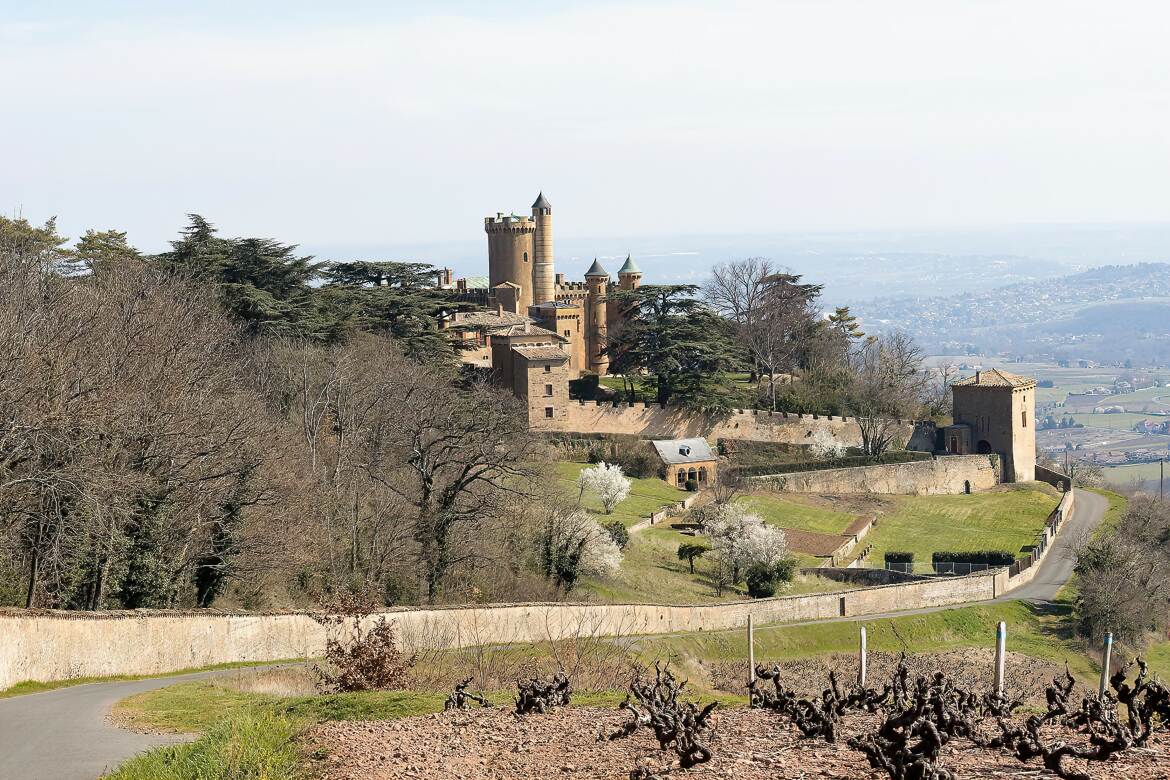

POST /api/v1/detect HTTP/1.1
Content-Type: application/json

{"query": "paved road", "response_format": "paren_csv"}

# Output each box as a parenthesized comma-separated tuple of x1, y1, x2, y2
(0, 490, 1108, 780)
(0, 667, 271, 780)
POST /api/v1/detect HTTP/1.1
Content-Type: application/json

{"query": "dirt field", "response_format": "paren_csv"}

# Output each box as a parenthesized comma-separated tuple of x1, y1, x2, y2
(306, 705, 1170, 779)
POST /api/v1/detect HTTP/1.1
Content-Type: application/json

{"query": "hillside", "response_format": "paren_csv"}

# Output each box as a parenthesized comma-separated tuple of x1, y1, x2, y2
(856, 263, 1170, 364)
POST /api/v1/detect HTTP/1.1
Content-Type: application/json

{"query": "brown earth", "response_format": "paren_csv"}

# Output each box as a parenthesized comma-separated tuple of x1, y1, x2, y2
(305, 705, 1170, 780)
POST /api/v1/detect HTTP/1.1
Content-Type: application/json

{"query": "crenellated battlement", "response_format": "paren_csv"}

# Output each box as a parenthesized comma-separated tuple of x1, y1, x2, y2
(484, 214, 535, 234)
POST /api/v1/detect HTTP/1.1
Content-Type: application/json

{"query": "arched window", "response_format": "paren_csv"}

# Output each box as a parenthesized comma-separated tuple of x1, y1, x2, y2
(698, 467, 707, 484)
(687, 468, 697, 483)
(677, 469, 686, 487)
(523, 251, 529, 263)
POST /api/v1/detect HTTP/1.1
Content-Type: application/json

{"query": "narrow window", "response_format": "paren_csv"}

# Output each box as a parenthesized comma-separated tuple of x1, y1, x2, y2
(524, 251, 529, 262)
(544, 407, 554, 418)
(1021, 410, 1027, 428)
(543, 364, 551, 374)
(544, 384, 553, 397)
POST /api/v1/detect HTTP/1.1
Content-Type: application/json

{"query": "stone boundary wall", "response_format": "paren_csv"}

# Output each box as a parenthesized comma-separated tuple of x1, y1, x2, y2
(0, 571, 1007, 691)
(747, 455, 998, 496)
(534, 400, 927, 448)
(1035, 464, 1072, 492)
(1004, 488, 1076, 590)
(0, 490, 1075, 691)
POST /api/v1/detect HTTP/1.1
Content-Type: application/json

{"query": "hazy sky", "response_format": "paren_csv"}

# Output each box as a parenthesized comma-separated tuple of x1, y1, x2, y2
(3, 0, 1169, 252)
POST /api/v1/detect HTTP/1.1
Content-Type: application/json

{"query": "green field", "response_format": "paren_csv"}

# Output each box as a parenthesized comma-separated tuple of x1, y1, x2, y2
(554, 461, 688, 528)
(1066, 411, 1163, 430)
(739, 494, 856, 535)
(1103, 461, 1167, 488)
(848, 487, 1058, 565)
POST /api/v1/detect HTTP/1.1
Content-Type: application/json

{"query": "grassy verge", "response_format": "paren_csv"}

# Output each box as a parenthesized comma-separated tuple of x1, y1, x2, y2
(104, 712, 302, 780)
(0, 658, 305, 700)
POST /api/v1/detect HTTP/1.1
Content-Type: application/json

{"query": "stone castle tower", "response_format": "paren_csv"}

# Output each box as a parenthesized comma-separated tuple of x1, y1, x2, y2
(480, 192, 639, 378)
(945, 369, 1036, 482)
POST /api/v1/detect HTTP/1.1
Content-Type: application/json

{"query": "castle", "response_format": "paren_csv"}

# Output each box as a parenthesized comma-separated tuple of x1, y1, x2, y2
(439, 192, 1037, 487)
(441, 192, 642, 424)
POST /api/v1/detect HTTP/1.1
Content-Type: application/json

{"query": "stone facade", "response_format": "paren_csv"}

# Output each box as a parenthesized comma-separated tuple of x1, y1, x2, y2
(948, 369, 1036, 482)
(748, 455, 998, 495)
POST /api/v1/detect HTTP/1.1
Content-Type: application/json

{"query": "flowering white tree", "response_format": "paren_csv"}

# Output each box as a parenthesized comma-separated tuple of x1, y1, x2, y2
(808, 427, 848, 459)
(577, 462, 632, 515)
(702, 502, 789, 594)
(540, 506, 623, 591)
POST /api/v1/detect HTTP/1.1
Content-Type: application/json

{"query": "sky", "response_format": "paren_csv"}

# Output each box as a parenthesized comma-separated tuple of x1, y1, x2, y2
(3, 0, 1170, 255)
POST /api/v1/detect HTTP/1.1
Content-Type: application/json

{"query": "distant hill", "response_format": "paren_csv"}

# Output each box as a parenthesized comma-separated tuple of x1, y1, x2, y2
(855, 263, 1170, 365)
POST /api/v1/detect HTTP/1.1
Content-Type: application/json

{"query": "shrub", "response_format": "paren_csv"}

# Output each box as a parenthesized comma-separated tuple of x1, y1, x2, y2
(685, 478, 698, 492)
(931, 551, 1015, 569)
(884, 551, 914, 568)
(745, 562, 778, 598)
(615, 447, 658, 479)
(587, 445, 607, 464)
(313, 614, 416, 693)
(568, 372, 601, 400)
(772, 556, 798, 583)
(603, 519, 630, 550)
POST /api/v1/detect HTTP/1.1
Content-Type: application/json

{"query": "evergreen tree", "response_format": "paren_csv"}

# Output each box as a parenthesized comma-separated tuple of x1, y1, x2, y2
(117, 499, 174, 609)
(607, 284, 743, 410)
(321, 260, 472, 363)
(74, 229, 141, 275)
(155, 215, 336, 339)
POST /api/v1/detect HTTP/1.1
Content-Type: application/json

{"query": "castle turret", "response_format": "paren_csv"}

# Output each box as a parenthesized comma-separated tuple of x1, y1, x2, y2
(485, 212, 535, 311)
(585, 259, 610, 375)
(617, 254, 642, 291)
(531, 192, 555, 305)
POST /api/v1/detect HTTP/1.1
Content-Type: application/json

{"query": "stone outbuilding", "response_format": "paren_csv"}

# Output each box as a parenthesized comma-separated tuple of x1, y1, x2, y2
(944, 368, 1036, 483)
(651, 437, 718, 489)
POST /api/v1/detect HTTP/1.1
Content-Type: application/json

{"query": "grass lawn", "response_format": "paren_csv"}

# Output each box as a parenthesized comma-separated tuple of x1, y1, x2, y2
(847, 487, 1057, 566)
(579, 524, 841, 604)
(739, 494, 856, 536)
(554, 461, 688, 528)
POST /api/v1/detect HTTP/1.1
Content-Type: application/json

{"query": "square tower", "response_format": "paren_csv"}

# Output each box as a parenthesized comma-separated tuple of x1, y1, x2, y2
(950, 369, 1036, 482)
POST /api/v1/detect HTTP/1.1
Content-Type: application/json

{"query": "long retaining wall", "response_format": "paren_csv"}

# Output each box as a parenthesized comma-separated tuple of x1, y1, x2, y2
(747, 454, 998, 495)
(0, 490, 1076, 692)
(534, 400, 930, 448)
(0, 570, 1006, 691)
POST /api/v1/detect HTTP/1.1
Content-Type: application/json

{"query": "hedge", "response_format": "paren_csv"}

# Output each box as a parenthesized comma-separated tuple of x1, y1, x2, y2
(732, 450, 932, 478)
(931, 551, 1016, 567)
(884, 551, 914, 565)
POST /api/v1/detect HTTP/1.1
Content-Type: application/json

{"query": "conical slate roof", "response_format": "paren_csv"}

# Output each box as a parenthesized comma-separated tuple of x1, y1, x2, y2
(532, 191, 552, 209)
(584, 258, 609, 277)
(618, 254, 642, 275)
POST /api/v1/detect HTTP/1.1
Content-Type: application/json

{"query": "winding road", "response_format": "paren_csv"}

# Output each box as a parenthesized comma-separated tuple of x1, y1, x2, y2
(0, 491, 1108, 780)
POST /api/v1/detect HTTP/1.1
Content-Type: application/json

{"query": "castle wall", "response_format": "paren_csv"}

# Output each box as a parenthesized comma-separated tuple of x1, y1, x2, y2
(747, 455, 999, 495)
(535, 400, 919, 447)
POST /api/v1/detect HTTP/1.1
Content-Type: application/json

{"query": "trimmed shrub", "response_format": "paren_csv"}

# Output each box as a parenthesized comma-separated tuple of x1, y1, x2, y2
(731, 450, 931, 478)
(677, 542, 709, 574)
(931, 551, 1015, 569)
(615, 447, 658, 479)
(884, 551, 914, 566)
(603, 519, 630, 550)
(684, 478, 698, 492)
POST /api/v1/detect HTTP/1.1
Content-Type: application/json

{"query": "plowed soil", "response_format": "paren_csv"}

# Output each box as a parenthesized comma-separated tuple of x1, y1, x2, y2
(306, 705, 1170, 780)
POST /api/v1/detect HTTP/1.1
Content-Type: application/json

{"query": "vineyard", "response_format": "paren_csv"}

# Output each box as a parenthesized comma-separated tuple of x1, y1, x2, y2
(308, 653, 1170, 780)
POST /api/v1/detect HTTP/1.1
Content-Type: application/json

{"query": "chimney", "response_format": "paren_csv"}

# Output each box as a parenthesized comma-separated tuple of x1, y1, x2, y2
(975, 370, 981, 383)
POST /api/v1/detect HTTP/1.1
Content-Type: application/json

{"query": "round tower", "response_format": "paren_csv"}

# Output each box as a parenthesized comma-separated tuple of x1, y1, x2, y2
(485, 212, 535, 311)
(531, 192, 555, 306)
(617, 254, 642, 291)
(585, 259, 610, 375)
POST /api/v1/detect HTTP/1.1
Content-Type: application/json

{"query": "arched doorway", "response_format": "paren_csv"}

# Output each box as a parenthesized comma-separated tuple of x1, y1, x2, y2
(677, 469, 686, 487)
(949, 436, 958, 454)
(964, 480, 971, 494)
(976, 440, 992, 454)
(698, 466, 708, 485)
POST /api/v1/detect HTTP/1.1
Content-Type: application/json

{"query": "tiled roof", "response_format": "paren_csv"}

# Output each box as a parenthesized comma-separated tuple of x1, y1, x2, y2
(498, 323, 566, 340)
(454, 311, 531, 328)
(651, 437, 716, 465)
(512, 345, 569, 361)
(952, 368, 1035, 388)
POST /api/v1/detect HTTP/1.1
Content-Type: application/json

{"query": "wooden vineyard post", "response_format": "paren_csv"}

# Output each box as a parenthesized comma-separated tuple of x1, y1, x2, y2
(747, 613, 755, 687)
(859, 625, 868, 688)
